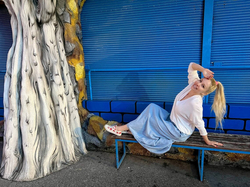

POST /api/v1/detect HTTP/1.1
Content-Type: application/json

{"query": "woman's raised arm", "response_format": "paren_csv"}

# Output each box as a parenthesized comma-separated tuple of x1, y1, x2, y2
(191, 63, 214, 80)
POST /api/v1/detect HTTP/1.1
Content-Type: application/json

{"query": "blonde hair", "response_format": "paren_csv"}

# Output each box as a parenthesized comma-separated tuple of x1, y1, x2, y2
(206, 78, 226, 129)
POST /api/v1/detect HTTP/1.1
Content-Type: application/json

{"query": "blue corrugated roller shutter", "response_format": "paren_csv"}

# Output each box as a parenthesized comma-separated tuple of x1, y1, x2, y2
(86, 70, 188, 102)
(210, 0, 250, 103)
(81, 0, 204, 101)
(208, 69, 250, 104)
(211, 0, 250, 67)
(0, 7, 12, 97)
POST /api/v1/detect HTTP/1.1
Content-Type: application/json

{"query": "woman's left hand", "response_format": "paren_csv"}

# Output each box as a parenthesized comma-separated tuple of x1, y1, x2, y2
(202, 69, 214, 80)
(206, 140, 223, 147)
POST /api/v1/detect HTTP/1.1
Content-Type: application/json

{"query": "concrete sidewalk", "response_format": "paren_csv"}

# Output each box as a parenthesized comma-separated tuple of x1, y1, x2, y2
(0, 150, 249, 187)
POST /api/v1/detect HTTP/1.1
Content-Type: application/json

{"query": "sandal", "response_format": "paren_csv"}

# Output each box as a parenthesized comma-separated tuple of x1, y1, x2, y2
(104, 125, 122, 136)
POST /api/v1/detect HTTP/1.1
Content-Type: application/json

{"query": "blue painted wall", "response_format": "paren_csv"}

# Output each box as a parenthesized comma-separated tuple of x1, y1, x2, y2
(84, 100, 250, 135)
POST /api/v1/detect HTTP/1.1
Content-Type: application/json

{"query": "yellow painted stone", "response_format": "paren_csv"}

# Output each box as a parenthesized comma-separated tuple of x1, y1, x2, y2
(67, 0, 78, 23)
(162, 153, 195, 161)
(80, 0, 86, 9)
(177, 148, 194, 155)
(226, 152, 250, 162)
(75, 63, 85, 81)
(64, 0, 88, 115)
(127, 143, 151, 156)
(88, 115, 119, 141)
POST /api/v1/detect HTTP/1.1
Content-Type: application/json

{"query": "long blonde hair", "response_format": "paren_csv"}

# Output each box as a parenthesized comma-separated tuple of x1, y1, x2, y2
(206, 78, 226, 129)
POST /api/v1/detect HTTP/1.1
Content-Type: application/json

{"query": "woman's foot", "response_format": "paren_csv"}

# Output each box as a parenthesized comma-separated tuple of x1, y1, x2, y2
(104, 125, 122, 136)
(122, 130, 132, 134)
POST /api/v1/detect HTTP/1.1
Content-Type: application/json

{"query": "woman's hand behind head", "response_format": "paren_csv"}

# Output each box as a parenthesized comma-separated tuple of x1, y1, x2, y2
(202, 69, 214, 80)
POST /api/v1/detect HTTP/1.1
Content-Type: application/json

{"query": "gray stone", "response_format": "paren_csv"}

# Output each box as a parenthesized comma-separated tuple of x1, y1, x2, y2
(63, 11, 71, 24)
(65, 41, 76, 56)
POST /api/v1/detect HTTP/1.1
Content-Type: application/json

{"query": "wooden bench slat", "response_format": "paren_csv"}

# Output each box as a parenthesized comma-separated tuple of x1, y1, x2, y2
(187, 136, 250, 143)
(174, 142, 250, 152)
(185, 136, 250, 146)
(188, 132, 250, 141)
(112, 134, 135, 140)
(112, 132, 250, 152)
(185, 139, 250, 148)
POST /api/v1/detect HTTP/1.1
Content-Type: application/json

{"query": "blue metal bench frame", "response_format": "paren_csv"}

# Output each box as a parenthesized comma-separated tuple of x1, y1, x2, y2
(115, 138, 250, 181)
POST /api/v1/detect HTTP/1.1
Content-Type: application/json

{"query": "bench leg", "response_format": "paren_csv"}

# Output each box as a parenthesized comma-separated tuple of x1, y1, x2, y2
(115, 140, 127, 169)
(197, 149, 205, 181)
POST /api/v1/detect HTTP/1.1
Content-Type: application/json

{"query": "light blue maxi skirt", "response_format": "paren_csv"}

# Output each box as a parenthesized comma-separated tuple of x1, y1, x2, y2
(127, 103, 191, 154)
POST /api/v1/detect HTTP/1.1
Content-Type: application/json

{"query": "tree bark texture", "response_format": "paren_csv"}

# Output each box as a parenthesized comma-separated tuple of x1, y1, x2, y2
(1, 0, 87, 181)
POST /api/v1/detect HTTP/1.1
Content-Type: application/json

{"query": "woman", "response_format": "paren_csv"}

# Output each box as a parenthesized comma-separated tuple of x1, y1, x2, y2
(105, 62, 226, 154)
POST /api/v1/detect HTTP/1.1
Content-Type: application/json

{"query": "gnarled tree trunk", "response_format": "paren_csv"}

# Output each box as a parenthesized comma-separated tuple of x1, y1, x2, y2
(1, 0, 87, 181)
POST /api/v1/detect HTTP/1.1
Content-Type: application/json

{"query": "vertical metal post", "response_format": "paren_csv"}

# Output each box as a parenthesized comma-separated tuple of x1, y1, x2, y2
(88, 70, 93, 100)
(123, 141, 126, 155)
(200, 150, 205, 181)
(197, 149, 205, 181)
(202, 0, 214, 103)
(198, 150, 201, 176)
(115, 139, 119, 169)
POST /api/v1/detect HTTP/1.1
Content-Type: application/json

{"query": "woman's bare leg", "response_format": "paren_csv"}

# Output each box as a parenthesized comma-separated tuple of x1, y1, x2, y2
(116, 124, 129, 132)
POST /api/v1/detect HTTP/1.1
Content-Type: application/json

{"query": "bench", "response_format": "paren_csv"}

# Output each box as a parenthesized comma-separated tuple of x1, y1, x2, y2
(112, 132, 250, 181)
